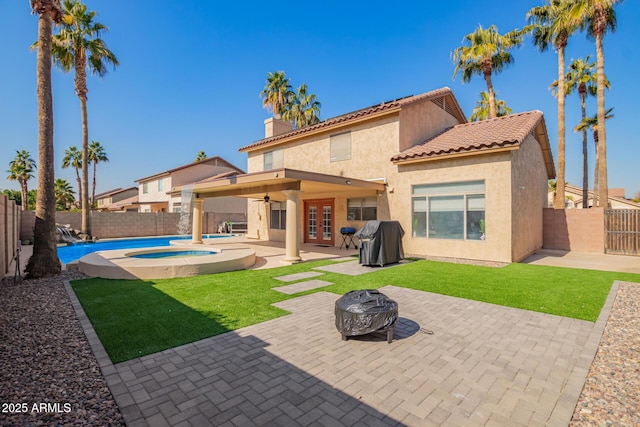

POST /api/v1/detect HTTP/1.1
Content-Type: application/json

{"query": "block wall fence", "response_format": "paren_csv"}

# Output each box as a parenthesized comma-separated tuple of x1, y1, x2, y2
(1, 195, 21, 278)
(542, 207, 605, 253)
(20, 211, 247, 241)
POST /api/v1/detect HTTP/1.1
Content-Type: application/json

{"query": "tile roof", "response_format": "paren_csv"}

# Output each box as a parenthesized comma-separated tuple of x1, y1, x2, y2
(239, 87, 465, 152)
(135, 156, 245, 183)
(391, 111, 544, 163)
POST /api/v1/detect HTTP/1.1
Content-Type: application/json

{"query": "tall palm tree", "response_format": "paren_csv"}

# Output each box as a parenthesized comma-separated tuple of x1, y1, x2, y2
(62, 145, 82, 206)
(88, 140, 108, 207)
(528, 0, 581, 209)
(571, 0, 622, 206)
(283, 84, 322, 128)
(260, 71, 294, 119)
(26, 0, 63, 278)
(451, 24, 527, 119)
(551, 56, 602, 207)
(575, 107, 614, 207)
(469, 91, 512, 122)
(54, 178, 75, 210)
(50, 0, 119, 236)
(7, 150, 36, 211)
(194, 151, 207, 162)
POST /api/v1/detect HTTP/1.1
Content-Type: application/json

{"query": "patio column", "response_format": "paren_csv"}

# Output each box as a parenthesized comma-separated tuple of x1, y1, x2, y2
(191, 198, 204, 244)
(282, 189, 302, 263)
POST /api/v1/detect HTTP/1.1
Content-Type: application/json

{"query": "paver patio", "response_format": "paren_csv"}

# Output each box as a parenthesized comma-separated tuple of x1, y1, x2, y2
(66, 279, 616, 426)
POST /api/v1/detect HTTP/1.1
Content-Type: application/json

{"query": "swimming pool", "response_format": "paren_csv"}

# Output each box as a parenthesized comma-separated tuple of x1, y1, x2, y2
(57, 235, 228, 264)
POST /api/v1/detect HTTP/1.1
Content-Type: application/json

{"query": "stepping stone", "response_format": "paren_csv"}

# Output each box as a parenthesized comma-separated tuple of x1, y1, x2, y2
(274, 271, 324, 282)
(273, 279, 333, 295)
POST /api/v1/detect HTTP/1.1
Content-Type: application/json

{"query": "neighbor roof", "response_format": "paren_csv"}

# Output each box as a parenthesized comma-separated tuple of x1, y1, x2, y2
(391, 111, 556, 178)
(239, 87, 467, 152)
(135, 156, 245, 183)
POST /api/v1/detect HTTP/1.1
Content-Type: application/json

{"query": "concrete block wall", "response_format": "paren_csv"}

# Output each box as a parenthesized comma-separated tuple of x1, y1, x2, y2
(1, 195, 20, 277)
(20, 211, 246, 241)
(543, 207, 605, 253)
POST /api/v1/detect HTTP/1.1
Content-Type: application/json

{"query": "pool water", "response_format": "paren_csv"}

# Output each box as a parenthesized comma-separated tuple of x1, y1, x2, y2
(130, 250, 217, 259)
(57, 235, 227, 264)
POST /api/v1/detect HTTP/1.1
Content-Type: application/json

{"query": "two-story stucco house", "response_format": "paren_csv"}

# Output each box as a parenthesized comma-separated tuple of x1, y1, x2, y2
(136, 156, 247, 217)
(189, 87, 555, 263)
(95, 187, 138, 212)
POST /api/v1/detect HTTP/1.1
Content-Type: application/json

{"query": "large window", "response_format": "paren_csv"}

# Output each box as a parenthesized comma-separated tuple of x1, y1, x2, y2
(330, 132, 351, 162)
(412, 181, 485, 240)
(264, 149, 284, 170)
(347, 197, 377, 221)
(270, 202, 286, 229)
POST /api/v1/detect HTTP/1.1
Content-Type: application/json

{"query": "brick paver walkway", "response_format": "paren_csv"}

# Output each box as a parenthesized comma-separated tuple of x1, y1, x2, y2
(67, 283, 613, 426)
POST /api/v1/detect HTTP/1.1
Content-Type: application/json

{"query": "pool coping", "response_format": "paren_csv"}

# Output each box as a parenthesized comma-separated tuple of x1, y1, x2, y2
(77, 244, 256, 279)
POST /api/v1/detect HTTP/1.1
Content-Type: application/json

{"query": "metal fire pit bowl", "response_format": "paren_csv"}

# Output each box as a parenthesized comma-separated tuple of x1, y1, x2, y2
(335, 289, 398, 343)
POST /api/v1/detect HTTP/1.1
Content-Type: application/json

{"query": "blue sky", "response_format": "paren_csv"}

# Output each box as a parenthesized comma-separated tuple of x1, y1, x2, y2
(2, 1, 639, 198)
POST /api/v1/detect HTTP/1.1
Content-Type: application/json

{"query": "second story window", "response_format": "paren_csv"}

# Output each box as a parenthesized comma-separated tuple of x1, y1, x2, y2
(330, 132, 351, 162)
(142, 183, 149, 194)
(264, 149, 284, 171)
(158, 179, 163, 192)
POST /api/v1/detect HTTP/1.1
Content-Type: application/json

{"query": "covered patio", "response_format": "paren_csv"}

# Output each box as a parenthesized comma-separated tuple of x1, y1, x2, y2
(187, 168, 386, 263)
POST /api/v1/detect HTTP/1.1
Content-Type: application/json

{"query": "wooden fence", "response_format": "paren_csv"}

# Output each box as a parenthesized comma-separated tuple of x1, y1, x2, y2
(605, 209, 640, 256)
(1, 195, 21, 278)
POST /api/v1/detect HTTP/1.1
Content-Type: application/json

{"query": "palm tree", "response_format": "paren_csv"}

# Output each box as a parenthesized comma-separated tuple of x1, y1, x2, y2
(575, 107, 614, 207)
(571, 0, 622, 206)
(260, 71, 294, 119)
(26, 0, 63, 278)
(283, 84, 321, 128)
(552, 56, 603, 207)
(469, 91, 512, 122)
(88, 140, 108, 207)
(7, 150, 36, 211)
(194, 151, 207, 162)
(62, 145, 82, 206)
(452, 24, 527, 119)
(528, 0, 581, 209)
(54, 178, 75, 210)
(50, 0, 119, 237)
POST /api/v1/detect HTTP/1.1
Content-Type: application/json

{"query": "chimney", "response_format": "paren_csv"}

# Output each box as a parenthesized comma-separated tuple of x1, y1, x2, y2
(264, 117, 293, 138)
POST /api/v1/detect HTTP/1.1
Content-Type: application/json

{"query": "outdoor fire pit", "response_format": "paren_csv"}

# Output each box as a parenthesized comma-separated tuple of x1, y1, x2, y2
(335, 290, 398, 343)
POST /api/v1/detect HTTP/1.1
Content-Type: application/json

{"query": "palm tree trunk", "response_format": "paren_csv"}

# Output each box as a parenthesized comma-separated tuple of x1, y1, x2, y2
(76, 51, 91, 237)
(554, 47, 566, 209)
(593, 130, 599, 206)
(26, 5, 61, 279)
(20, 180, 28, 211)
(483, 69, 497, 119)
(92, 161, 97, 209)
(595, 34, 608, 208)
(75, 168, 82, 207)
(579, 92, 588, 209)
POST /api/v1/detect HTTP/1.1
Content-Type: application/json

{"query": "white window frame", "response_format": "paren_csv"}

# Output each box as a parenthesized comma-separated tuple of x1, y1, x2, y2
(264, 149, 284, 170)
(330, 132, 351, 162)
(347, 197, 377, 221)
(412, 180, 486, 241)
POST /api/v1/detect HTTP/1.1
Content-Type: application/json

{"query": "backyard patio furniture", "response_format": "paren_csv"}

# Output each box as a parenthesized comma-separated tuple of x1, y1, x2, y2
(335, 289, 398, 343)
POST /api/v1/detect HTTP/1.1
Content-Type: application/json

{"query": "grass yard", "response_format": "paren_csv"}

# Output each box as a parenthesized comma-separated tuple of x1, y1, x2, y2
(71, 259, 640, 363)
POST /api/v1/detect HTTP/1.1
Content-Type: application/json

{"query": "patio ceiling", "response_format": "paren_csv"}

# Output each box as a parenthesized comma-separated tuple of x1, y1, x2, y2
(190, 168, 386, 201)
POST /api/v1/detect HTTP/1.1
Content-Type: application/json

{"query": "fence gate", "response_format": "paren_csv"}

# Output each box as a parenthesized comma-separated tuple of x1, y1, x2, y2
(605, 209, 640, 255)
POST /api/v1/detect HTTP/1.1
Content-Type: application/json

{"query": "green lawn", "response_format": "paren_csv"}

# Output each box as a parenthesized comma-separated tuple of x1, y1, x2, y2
(71, 259, 640, 363)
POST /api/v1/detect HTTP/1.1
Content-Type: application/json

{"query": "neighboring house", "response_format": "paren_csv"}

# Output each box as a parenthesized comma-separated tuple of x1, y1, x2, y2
(189, 87, 555, 263)
(95, 187, 139, 212)
(135, 156, 247, 216)
(551, 184, 640, 209)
